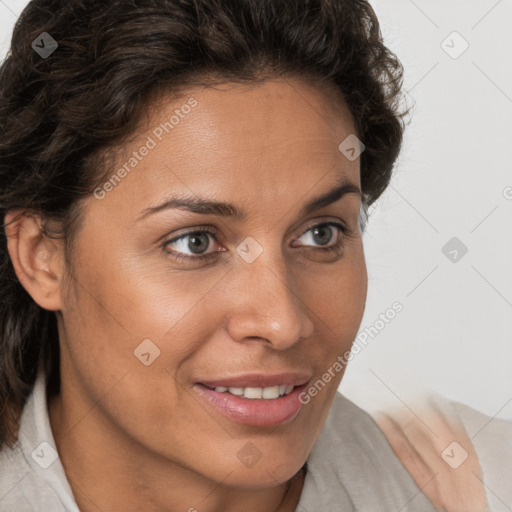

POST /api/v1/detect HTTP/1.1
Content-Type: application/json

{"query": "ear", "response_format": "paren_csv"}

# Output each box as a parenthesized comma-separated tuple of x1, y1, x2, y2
(4, 210, 65, 311)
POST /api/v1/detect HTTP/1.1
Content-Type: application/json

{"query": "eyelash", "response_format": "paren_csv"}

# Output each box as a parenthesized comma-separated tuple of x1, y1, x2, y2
(162, 221, 351, 264)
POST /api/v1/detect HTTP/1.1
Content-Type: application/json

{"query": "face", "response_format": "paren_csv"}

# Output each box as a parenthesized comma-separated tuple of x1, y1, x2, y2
(55, 78, 367, 487)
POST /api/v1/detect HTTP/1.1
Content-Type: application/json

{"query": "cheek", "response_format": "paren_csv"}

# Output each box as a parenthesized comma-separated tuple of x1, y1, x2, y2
(59, 243, 231, 411)
(295, 251, 367, 436)
(306, 242, 367, 343)
(67, 243, 221, 346)
(59, 251, 216, 451)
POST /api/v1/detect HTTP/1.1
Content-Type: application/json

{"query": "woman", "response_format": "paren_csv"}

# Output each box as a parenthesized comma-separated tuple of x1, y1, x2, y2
(0, 1, 508, 511)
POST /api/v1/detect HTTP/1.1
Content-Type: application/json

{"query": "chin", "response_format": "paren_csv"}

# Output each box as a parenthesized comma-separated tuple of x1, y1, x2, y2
(220, 469, 299, 489)
(210, 454, 306, 489)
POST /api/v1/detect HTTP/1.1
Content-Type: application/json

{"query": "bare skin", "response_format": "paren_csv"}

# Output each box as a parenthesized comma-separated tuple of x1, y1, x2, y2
(376, 401, 488, 511)
(5, 78, 367, 512)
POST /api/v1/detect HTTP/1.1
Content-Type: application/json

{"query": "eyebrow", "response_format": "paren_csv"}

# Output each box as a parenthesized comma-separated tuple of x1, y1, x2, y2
(135, 176, 362, 223)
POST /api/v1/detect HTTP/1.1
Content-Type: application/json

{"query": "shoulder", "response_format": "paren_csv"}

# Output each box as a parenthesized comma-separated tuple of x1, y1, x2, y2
(0, 438, 28, 493)
(0, 440, 73, 511)
(0, 439, 48, 510)
(374, 395, 512, 512)
(452, 400, 512, 511)
(0, 371, 78, 512)
(299, 392, 437, 511)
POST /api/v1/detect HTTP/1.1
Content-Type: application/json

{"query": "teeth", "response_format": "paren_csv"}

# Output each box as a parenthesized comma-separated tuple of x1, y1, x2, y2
(213, 384, 295, 399)
(262, 385, 280, 399)
(244, 387, 262, 399)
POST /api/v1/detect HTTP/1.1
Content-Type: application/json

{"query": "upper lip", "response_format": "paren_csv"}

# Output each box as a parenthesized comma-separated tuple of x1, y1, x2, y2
(198, 372, 312, 389)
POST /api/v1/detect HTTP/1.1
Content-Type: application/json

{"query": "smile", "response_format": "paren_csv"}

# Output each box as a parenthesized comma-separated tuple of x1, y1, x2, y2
(193, 373, 311, 427)
(207, 384, 295, 399)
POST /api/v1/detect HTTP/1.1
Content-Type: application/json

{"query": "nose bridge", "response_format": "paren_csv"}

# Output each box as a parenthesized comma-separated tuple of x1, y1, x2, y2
(226, 243, 314, 349)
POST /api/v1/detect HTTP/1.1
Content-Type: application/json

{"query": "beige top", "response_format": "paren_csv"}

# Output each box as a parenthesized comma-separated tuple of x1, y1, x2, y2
(1, 367, 510, 511)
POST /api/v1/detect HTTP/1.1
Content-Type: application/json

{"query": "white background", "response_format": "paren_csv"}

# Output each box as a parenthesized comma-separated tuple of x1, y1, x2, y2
(1, 0, 511, 421)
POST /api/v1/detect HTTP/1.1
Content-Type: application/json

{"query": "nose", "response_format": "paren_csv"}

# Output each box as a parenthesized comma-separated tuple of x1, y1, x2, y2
(225, 252, 315, 350)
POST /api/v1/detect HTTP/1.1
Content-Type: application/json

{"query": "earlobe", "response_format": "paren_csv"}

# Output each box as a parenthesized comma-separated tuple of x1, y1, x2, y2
(4, 210, 64, 311)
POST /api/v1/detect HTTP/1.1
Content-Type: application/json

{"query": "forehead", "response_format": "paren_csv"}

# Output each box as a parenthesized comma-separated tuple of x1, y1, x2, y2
(92, 78, 360, 221)
(158, 77, 354, 151)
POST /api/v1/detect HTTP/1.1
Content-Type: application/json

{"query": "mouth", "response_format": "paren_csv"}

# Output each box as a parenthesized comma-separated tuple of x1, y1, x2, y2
(192, 373, 311, 427)
(202, 383, 296, 399)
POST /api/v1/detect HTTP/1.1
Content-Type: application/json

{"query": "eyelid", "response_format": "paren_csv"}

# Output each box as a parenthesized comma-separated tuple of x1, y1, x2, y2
(165, 217, 348, 246)
(166, 225, 217, 242)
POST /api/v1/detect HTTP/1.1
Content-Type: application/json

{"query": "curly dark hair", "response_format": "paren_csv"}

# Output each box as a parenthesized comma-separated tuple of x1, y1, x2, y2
(0, 0, 408, 449)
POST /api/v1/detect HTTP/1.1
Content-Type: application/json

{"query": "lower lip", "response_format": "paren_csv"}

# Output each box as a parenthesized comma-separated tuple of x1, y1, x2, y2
(193, 384, 307, 427)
